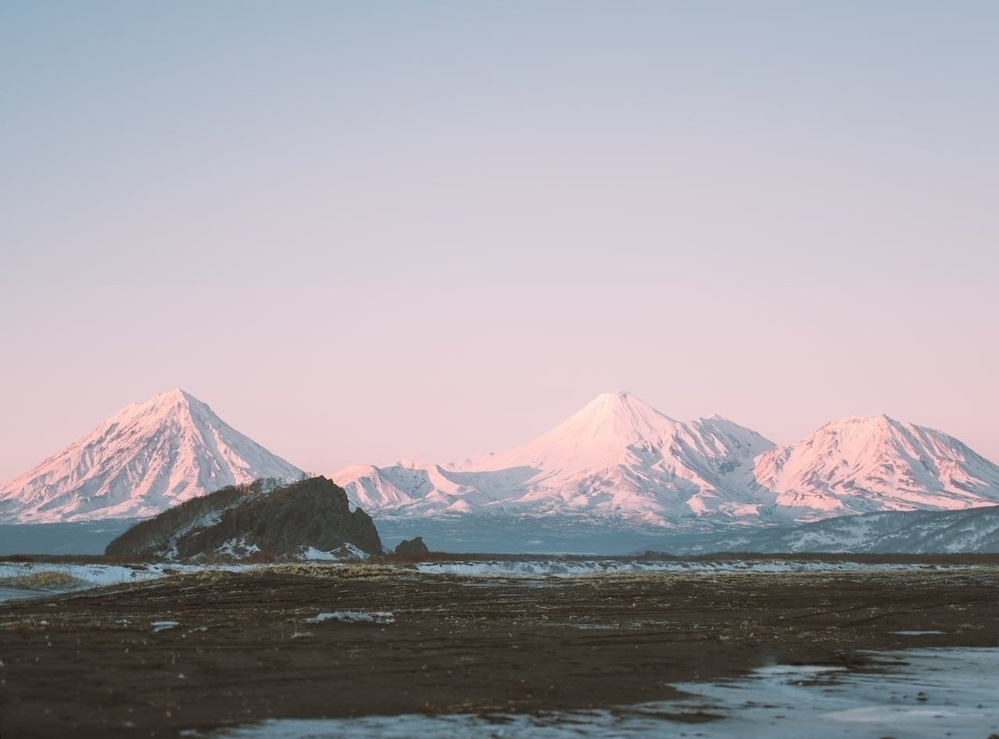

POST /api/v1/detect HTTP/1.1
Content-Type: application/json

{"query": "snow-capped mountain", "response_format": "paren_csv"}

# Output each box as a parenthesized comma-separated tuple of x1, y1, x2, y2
(0, 390, 303, 524)
(8, 386, 999, 545)
(753, 415, 999, 521)
(334, 395, 999, 533)
(333, 392, 777, 526)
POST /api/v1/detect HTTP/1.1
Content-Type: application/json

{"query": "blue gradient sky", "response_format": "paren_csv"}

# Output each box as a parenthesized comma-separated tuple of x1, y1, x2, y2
(2, 1, 997, 478)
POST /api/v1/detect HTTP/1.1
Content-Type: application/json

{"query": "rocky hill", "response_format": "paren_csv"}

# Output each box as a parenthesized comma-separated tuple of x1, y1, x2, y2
(105, 476, 382, 561)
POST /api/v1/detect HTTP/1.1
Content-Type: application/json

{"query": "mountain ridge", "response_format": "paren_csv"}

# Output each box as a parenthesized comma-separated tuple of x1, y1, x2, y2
(754, 414, 999, 520)
(334, 391, 780, 526)
(333, 392, 999, 529)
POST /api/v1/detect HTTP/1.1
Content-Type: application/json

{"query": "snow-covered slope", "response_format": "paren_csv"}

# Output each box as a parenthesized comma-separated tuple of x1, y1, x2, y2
(754, 415, 999, 521)
(0, 390, 303, 523)
(333, 392, 777, 526)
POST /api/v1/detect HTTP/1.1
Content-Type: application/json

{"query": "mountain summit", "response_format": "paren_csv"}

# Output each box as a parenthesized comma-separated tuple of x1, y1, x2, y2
(461, 391, 681, 474)
(488, 392, 677, 467)
(539, 391, 678, 449)
(753, 414, 999, 520)
(0, 390, 303, 523)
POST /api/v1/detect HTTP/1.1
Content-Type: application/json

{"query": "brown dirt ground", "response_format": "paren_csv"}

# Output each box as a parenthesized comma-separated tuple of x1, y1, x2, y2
(1, 561, 998, 737)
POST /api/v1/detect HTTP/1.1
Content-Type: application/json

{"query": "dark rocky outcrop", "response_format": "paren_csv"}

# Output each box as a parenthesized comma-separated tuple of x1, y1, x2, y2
(105, 481, 265, 559)
(106, 477, 382, 561)
(394, 536, 430, 556)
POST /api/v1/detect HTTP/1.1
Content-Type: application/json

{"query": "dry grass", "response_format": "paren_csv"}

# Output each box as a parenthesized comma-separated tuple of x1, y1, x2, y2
(0, 570, 81, 590)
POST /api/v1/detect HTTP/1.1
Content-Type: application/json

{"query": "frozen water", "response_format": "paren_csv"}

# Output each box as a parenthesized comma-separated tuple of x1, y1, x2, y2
(211, 648, 999, 738)
(305, 611, 395, 625)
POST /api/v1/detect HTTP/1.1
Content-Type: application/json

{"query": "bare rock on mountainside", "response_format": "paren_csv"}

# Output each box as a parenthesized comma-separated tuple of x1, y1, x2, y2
(105, 477, 382, 561)
(394, 536, 430, 556)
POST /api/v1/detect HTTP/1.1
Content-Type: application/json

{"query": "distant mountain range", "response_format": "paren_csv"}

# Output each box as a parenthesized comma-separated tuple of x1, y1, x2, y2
(3, 391, 999, 553)
(684, 504, 999, 555)
(333, 392, 999, 529)
(0, 390, 303, 523)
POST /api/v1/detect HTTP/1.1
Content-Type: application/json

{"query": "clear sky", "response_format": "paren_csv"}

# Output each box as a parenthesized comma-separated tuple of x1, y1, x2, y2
(2, 1, 997, 479)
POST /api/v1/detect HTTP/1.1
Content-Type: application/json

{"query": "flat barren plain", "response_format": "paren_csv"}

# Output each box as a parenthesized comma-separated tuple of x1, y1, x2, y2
(2, 556, 998, 737)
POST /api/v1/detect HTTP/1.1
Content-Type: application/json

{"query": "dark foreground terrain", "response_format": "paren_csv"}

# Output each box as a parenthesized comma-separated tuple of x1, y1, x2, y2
(2, 560, 998, 737)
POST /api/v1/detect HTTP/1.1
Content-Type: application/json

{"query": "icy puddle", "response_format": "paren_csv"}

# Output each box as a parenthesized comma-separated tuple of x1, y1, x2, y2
(214, 648, 999, 738)
(669, 648, 999, 737)
(0, 586, 49, 603)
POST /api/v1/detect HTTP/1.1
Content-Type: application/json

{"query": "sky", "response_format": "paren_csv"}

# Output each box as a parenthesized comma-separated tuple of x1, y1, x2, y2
(2, 1, 997, 479)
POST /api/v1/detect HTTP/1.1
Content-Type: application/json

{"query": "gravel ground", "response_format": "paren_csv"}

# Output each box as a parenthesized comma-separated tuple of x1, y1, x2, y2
(1, 560, 997, 737)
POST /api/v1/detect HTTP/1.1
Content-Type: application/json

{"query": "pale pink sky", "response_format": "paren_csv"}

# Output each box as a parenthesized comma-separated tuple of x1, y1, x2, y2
(2, 2, 997, 479)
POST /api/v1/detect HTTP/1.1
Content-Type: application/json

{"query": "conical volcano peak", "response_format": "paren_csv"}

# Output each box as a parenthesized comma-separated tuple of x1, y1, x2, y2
(117, 389, 187, 414)
(557, 391, 677, 441)
(146, 388, 201, 410)
(159, 388, 191, 400)
(497, 392, 681, 471)
(0, 391, 303, 523)
(108, 390, 204, 433)
(578, 391, 676, 425)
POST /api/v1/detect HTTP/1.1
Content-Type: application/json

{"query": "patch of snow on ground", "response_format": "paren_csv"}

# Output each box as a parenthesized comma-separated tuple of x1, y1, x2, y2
(0, 562, 171, 591)
(212, 648, 999, 738)
(0, 587, 45, 602)
(305, 611, 395, 625)
(0, 562, 252, 602)
(335, 542, 370, 559)
(297, 547, 339, 561)
(287, 543, 370, 561)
